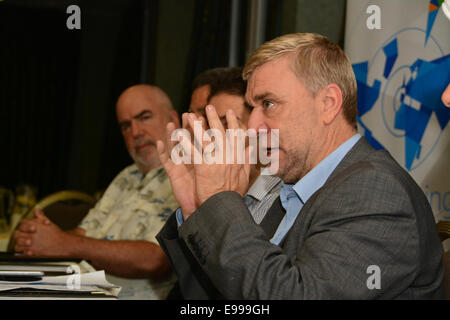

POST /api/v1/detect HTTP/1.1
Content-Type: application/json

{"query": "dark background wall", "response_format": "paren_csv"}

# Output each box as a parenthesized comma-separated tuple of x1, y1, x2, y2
(0, 0, 346, 199)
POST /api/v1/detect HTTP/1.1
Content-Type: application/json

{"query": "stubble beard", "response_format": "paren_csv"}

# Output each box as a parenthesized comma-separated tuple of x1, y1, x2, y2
(277, 146, 311, 184)
(130, 146, 159, 174)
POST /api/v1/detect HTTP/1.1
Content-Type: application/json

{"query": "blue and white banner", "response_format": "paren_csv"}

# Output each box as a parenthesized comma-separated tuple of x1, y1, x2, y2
(345, 0, 450, 221)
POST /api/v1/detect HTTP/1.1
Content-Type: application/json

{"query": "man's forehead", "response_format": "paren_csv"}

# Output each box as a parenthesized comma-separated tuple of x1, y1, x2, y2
(193, 84, 210, 97)
(246, 62, 282, 101)
(245, 56, 296, 101)
(116, 98, 162, 123)
(245, 71, 264, 103)
(210, 93, 245, 113)
(189, 85, 210, 113)
(118, 85, 169, 111)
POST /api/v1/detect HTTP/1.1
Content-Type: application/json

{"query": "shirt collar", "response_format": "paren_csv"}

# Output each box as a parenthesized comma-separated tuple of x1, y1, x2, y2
(286, 133, 361, 205)
(246, 174, 282, 202)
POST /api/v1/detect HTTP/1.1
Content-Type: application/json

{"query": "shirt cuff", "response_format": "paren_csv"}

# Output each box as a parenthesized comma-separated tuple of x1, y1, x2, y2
(175, 207, 184, 227)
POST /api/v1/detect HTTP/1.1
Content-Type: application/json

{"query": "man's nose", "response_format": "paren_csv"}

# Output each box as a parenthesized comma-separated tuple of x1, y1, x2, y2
(131, 120, 143, 137)
(248, 107, 268, 131)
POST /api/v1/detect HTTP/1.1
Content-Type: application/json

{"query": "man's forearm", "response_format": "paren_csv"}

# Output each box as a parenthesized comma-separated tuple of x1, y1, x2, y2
(64, 233, 171, 279)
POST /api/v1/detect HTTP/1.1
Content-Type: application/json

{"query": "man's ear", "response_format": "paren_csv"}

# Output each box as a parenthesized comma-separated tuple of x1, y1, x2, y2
(320, 84, 344, 125)
(170, 110, 181, 128)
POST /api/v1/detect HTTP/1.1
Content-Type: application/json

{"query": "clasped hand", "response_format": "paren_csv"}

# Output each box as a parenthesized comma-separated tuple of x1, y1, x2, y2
(13, 209, 68, 257)
(157, 105, 251, 221)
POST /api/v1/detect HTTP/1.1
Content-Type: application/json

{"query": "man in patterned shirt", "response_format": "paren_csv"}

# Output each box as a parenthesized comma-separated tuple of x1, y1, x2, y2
(13, 84, 181, 299)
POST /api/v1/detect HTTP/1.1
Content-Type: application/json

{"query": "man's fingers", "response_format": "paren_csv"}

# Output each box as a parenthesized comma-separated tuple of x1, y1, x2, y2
(156, 140, 170, 164)
(226, 109, 246, 164)
(166, 122, 180, 152)
(182, 112, 196, 139)
(13, 230, 33, 254)
(225, 109, 240, 131)
(15, 247, 33, 256)
(17, 220, 36, 233)
(157, 122, 182, 170)
(185, 113, 205, 162)
(14, 244, 28, 254)
(34, 209, 51, 225)
(198, 115, 207, 130)
(15, 235, 32, 247)
(244, 144, 253, 178)
(34, 208, 44, 218)
(165, 121, 197, 167)
(13, 230, 26, 240)
(182, 112, 190, 129)
(205, 105, 225, 133)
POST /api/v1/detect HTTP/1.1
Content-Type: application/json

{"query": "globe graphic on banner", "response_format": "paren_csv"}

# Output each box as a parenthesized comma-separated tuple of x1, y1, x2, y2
(354, 28, 450, 172)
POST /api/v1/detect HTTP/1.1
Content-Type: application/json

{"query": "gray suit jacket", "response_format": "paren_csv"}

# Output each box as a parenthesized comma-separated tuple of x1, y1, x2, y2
(157, 196, 286, 299)
(176, 138, 444, 299)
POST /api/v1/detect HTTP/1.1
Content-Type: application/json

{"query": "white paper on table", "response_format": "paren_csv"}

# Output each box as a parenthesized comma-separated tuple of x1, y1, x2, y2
(0, 270, 122, 296)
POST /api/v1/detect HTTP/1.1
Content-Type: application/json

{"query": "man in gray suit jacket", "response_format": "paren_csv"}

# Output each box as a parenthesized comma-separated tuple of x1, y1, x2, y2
(156, 33, 444, 299)
(158, 67, 282, 299)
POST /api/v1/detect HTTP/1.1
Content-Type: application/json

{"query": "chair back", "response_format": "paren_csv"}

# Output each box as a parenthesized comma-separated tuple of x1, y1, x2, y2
(26, 190, 96, 230)
(438, 221, 450, 242)
(437, 220, 450, 300)
(7, 190, 96, 252)
(0, 188, 14, 232)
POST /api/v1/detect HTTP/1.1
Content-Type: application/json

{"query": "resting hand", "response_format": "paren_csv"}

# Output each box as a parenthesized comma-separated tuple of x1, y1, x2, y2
(13, 218, 69, 257)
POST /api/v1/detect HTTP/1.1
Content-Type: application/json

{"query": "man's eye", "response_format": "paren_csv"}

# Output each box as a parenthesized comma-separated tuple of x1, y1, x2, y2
(263, 100, 274, 109)
(120, 123, 130, 131)
(138, 114, 152, 122)
(136, 114, 153, 123)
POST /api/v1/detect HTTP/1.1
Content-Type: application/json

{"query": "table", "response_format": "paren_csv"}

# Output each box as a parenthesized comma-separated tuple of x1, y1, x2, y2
(0, 259, 119, 299)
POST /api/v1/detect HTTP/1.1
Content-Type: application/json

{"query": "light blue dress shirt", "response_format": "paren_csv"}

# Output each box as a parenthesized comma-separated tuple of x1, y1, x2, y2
(271, 134, 362, 245)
